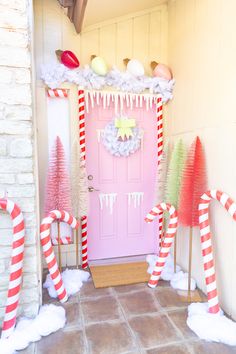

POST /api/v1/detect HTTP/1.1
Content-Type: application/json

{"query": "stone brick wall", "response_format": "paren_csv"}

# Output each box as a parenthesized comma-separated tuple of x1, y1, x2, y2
(0, 0, 41, 322)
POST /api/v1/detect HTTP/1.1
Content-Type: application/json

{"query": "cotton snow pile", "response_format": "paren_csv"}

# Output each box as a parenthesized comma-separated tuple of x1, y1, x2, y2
(146, 254, 180, 281)
(0, 304, 66, 354)
(146, 254, 196, 291)
(170, 271, 196, 291)
(187, 302, 236, 346)
(43, 268, 90, 298)
(41, 64, 175, 103)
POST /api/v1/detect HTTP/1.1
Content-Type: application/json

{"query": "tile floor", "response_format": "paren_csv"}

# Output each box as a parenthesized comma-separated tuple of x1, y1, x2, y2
(20, 279, 236, 354)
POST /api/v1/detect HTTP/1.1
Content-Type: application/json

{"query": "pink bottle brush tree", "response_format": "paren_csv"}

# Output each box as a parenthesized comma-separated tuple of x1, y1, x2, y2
(44, 136, 72, 270)
(44, 136, 72, 215)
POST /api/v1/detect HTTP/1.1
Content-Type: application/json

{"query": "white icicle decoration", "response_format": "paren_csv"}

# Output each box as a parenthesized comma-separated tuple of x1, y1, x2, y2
(96, 129, 104, 143)
(99, 193, 117, 214)
(127, 192, 144, 208)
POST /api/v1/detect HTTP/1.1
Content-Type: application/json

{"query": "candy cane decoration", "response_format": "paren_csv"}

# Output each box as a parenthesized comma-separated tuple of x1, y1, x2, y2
(78, 88, 88, 269)
(0, 199, 25, 339)
(145, 202, 178, 288)
(156, 96, 164, 249)
(199, 190, 236, 314)
(52, 236, 72, 245)
(40, 210, 79, 302)
(47, 88, 68, 98)
(78, 88, 86, 163)
(81, 216, 88, 268)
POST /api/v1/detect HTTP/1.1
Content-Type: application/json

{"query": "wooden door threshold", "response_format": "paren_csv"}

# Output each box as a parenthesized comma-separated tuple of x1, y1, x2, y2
(89, 254, 151, 267)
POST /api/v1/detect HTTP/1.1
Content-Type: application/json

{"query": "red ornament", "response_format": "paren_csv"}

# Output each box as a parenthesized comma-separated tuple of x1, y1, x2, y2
(56, 49, 80, 69)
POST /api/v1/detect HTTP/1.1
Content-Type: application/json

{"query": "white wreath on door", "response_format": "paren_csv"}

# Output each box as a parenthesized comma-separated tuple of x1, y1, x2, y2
(101, 121, 142, 157)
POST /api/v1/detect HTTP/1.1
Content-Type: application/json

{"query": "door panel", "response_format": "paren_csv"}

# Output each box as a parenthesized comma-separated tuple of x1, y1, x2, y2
(86, 101, 158, 260)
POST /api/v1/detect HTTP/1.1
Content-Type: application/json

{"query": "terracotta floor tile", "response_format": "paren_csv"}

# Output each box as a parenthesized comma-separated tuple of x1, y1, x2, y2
(128, 313, 181, 349)
(63, 302, 82, 329)
(85, 321, 137, 354)
(42, 287, 79, 305)
(168, 309, 197, 339)
(19, 343, 35, 354)
(154, 288, 188, 310)
(113, 283, 147, 294)
(80, 280, 112, 298)
(81, 295, 122, 324)
(146, 343, 191, 354)
(36, 329, 85, 354)
(118, 290, 159, 316)
(191, 340, 236, 354)
(42, 287, 59, 305)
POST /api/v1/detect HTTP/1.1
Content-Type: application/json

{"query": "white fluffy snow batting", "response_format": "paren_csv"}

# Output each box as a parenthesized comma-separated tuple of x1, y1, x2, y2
(187, 302, 236, 346)
(43, 268, 90, 298)
(146, 254, 180, 281)
(0, 304, 66, 354)
(170, 271, 196, 291)
(146, 254, 196, 291)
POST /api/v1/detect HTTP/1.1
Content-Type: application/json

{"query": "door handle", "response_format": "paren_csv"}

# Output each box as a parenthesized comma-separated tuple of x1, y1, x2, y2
(88, 186, 100, 192)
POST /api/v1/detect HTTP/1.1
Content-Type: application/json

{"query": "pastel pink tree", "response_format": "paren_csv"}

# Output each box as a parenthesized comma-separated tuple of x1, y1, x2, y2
(44, 136, 72, 269)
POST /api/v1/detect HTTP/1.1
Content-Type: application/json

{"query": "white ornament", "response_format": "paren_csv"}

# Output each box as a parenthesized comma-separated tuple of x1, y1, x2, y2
(127, 59, 145, 77)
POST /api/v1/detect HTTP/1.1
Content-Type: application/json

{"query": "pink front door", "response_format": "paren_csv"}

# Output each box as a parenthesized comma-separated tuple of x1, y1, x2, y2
(86, 101, 158, 260)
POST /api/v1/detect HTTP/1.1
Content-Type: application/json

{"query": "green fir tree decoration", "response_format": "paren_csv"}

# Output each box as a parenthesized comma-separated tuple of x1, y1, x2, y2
(165, 139, 186, 272)
(165, 139, 186, 209)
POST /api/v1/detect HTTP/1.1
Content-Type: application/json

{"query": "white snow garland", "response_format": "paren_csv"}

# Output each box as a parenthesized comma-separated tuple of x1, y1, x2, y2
(41, 64, 175, 103)
(187, 302, 236, 346)
(99, 193, 117, 215)
(127, 192, 144, 208)
(0, 304, 66, 354)
(43, 268, 90, 298)
(101, 121, 142, 157)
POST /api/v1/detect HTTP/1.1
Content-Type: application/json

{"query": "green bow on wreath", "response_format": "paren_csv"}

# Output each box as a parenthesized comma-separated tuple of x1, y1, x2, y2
(115, 118, 136, 140)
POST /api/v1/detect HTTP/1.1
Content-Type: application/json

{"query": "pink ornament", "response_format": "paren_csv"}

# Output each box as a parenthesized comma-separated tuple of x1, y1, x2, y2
(56, 50, 80, 69)
(151, 61, 172, 80)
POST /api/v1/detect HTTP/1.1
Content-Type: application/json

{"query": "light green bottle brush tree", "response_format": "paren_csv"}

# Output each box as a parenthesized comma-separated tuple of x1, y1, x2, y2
(165, 139, 186, 271)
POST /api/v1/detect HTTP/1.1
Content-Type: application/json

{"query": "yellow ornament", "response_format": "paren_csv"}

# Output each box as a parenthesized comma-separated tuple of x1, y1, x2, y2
(90, 55, 108, 76)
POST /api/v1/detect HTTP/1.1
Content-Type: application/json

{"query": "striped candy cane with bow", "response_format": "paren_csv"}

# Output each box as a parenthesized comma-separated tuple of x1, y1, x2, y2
(78, 88, 88, 269)
(0, 199, 25, 339)
(199, 190, 236, 314)
(40, 210, 79, 302)
(145, 202, 178, 288)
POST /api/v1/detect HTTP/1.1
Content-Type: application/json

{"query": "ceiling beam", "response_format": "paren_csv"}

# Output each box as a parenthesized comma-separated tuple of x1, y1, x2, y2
(67, 0, 88, 34)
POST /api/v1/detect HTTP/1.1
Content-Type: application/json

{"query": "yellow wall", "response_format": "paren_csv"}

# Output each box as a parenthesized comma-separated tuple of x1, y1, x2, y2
(34, 0, 168, 77)
(167, 0, 236, 319)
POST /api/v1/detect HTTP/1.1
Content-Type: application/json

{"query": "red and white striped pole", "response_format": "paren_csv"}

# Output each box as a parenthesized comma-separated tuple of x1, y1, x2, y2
(40, 210, 79, 303)
(156, 96, 164, 250)
(47, 88, 68, 98)
(145, 202, 178, 288)
(78, 88, 88, 269)
(199, 190, 236, 314)
(0, 199, 25, 339)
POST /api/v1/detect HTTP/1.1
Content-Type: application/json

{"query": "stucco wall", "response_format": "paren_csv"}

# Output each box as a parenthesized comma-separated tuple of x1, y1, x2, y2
(167, 0, 236, 319)
(0, 0, 41, 322)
